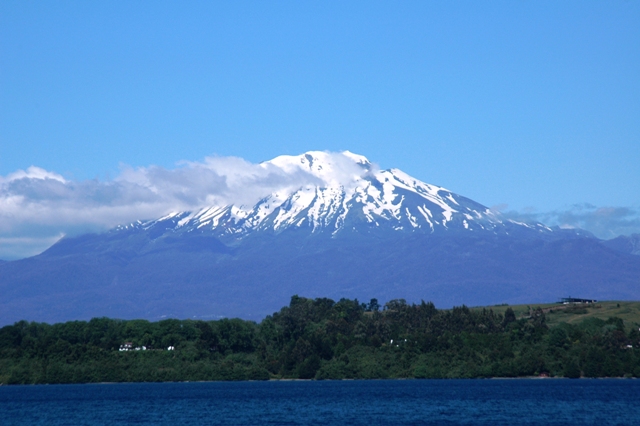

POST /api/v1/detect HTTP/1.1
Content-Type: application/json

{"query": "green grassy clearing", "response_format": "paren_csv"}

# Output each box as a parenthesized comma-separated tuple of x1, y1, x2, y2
(477, 301, 640, 328)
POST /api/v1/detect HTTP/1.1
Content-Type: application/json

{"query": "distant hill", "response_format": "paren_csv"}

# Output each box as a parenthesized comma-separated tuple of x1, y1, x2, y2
(603, 234, 640, 256)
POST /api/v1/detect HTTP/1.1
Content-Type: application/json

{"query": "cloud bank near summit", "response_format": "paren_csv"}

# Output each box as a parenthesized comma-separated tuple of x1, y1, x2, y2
(0, 152, 367, 259)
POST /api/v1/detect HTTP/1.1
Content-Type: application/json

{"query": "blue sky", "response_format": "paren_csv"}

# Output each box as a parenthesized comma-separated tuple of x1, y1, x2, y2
(1, 1, 639, 258)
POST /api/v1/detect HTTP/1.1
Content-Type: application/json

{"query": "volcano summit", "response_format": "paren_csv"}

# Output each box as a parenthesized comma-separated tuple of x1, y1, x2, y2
(122, 151, 552, 239)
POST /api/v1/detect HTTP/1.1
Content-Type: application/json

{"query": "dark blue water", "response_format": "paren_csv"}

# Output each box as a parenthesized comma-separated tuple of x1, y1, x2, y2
(1, 379, 639, 425)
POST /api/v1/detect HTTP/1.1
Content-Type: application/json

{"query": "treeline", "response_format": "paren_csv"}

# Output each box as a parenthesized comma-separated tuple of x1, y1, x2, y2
(1, 296, 640, 384)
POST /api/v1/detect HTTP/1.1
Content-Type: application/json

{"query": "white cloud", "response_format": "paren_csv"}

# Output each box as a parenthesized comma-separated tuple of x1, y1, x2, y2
(0, 166, 67, 184)
(0, 151, 371, 259)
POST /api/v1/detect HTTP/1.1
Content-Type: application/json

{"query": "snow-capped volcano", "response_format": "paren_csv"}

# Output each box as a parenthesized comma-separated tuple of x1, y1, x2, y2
(119, 151, 550, 239)
(3, 150, 639, 325)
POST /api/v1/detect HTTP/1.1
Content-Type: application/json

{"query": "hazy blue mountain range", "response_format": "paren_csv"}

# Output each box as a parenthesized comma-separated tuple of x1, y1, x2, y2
(1, 151, 638, 325)
(602, 234, 640, 256)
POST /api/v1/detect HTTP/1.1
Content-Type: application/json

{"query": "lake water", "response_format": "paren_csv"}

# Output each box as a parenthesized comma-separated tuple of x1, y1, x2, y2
(1, 379, 639, 425)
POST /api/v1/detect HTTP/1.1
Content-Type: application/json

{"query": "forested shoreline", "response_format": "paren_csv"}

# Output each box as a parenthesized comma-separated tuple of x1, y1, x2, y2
(2, 296, 640, 384)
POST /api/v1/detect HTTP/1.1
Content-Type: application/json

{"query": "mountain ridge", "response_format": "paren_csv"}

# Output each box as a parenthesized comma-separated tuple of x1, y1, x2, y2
(602, 234, 640, 256)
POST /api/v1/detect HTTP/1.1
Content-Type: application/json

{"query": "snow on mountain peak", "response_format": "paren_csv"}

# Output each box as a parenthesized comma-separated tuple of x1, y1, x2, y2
(264, 150, 375, 188)
(128, 150, 535, 239)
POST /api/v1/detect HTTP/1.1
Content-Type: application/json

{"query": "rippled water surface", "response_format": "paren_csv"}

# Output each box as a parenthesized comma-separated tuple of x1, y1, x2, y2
(1, 379, 639, 425)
